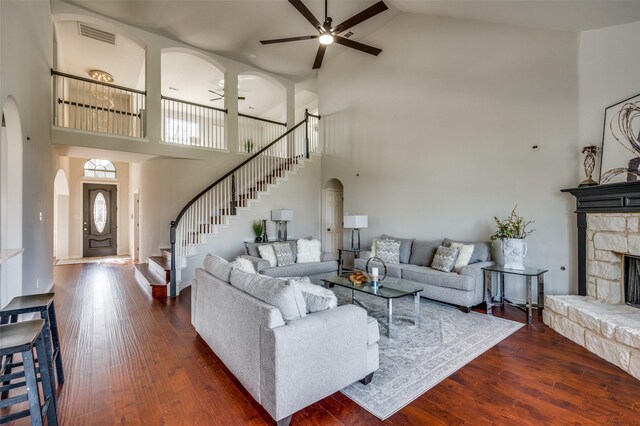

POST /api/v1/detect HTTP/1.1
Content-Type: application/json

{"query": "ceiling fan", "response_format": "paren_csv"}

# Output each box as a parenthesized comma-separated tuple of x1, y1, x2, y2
(260, 0, 388, 69)
(209, 89, 246, 102)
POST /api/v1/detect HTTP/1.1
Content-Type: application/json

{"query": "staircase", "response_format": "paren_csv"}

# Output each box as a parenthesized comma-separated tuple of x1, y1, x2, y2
(134, 111, 320, 298)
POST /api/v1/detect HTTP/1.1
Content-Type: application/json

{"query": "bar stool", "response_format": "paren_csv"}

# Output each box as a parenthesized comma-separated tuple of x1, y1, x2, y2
(0, 293, 64, 401)
(0, 319, 58, 425)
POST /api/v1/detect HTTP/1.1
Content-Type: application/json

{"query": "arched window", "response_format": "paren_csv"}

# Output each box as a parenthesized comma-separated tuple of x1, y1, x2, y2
(83, 159, 116, 179)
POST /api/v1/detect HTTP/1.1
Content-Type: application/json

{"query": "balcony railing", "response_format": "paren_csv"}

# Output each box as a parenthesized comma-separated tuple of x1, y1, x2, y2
(52, 70, 146, 138)
(238, 113, 287, 154)
(161, 96, 227, 150)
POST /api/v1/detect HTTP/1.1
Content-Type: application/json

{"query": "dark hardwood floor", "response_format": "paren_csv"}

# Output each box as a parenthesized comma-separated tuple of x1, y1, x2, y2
(5, 261, 640, 425)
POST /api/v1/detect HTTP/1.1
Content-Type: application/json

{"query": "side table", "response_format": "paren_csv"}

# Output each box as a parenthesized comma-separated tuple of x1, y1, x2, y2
(338, 248, 367, 274)
(482, 265, 548, 324)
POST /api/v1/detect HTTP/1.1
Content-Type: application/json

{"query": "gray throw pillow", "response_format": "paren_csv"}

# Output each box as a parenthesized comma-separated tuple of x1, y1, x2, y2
(273, 242, 295, 266)
(203, 253, 233, 282)
(290, 277, 337, 313)
(443, 238, 491, 264)
(230, 269, 307, 321)
(373, 239, 401, 264)
(430, 246, 460, 273)
(409, 239, 444, 266)
(381, 234, 415, 264)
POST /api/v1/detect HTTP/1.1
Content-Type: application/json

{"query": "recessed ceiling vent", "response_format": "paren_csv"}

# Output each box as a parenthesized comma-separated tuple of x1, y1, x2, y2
(78, 22, 117, 45)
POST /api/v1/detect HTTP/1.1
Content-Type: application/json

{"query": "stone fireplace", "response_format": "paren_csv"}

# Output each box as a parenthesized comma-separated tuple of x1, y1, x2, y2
(545, 182, 640, 381)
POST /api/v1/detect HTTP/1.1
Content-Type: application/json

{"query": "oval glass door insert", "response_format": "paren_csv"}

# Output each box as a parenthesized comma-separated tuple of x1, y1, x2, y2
(93, 192, 107, 233)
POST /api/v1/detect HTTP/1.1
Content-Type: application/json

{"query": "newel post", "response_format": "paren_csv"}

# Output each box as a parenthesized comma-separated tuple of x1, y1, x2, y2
(304, 109, 310, 159)
(170, 221, 177, 298)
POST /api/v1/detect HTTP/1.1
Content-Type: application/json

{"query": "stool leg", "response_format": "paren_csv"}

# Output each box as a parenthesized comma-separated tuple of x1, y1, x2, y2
(39, 309, 57, 403)
(47, 303, 65, 384)
(22, 347, 44, 426)
(0, 314, 18, 399)
(35, 332, 58, 426)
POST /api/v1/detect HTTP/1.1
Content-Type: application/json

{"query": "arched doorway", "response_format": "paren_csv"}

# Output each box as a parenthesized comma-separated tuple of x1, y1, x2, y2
(1, 97, 24, 307)
(53, 169, 70, 260)
(322, 178, 343, 257)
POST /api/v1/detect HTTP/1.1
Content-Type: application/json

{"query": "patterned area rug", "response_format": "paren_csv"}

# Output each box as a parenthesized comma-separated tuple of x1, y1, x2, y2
(333, 287, 523, 420)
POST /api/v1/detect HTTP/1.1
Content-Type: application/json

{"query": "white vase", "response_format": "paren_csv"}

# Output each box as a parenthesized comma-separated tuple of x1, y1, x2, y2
(502, 238, 527, 270)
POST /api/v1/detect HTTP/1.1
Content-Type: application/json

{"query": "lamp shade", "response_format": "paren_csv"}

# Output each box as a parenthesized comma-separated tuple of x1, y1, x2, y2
(271, 209, 294, 221)
(344, 215, 368, 229)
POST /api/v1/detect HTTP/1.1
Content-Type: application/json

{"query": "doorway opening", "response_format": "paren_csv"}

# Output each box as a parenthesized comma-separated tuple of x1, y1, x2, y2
(322, 178, 344, 258)
(83, 183, 117, 257)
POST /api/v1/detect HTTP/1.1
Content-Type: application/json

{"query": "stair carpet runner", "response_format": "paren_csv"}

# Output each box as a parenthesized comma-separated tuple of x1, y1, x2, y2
(133, 157, 302, 298)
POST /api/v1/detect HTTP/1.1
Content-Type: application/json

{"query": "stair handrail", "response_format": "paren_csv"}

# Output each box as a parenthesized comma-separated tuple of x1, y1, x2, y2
(169, 109, 320, 296)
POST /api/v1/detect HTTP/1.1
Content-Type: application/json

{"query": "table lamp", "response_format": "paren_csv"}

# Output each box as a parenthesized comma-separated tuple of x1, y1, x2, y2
(343, 215, 368, 251)
(271, 209, 294, 241)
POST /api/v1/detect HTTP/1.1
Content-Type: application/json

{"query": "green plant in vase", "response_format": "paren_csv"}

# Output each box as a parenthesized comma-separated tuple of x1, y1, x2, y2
(245, 138, 254, 154)
(490, 206, 534, 270)
(252, 220, 264, 242)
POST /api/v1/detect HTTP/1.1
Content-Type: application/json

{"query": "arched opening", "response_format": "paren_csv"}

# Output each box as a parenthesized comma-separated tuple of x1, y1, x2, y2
(160, 50, 227, 150)
(237, 72, 287, 154)
(322, 178, 344, 257)
(1, 97, 24, 307)
(53, 169, 70, 260)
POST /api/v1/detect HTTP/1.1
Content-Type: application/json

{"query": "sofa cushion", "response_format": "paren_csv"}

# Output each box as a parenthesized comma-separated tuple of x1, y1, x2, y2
(381, 234, 415, 264)
(451, 243, 474, 273)
(367, 316, 380, 345)
(260, 260, 338, 278)
(354, 258, 403, 278)
(229, 269, 307, 321)
(401, 265, 475, 292)
(409, 239, 443, 266)
(443, 238, 491, 264)
(430, 246, 459, 273)
(203, 253, 233, 282)
(258, 244, 277, 267)
(372, 238, 401, 264)
(297, 239, 322, 263)
(290, 277, 337, 313)
(273, 242, 295, 266)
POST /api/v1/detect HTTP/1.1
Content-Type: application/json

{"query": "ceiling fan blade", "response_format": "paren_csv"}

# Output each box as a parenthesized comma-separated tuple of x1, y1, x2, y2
(288, 0, 323, 32)
(209, 89, 223, 96)
(260, 35, 319, 45)
(312, 44, 327, 69)
(210, 97, 223, 101)
(333, 36, 382, 56)
(332, 1, 388, 34)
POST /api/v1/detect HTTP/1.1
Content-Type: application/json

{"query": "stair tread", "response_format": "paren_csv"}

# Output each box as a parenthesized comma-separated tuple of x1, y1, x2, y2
(148, 255, 171, 271)
(134, 263, 168, 286)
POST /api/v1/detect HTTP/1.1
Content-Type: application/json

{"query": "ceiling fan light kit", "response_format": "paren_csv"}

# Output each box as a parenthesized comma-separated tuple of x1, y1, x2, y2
(260, 0, 388, 69)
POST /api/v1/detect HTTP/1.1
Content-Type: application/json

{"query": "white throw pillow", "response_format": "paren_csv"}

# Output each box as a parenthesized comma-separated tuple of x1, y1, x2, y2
(297, 239, 322, 263)
(451, 242, 475, 273)
(232, 257, 257, 274)
(290, 277, 337, 313)
(258, 244, 277, 268)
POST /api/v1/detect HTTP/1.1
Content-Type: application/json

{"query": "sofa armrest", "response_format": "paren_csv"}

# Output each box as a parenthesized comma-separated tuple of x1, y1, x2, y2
(321, 252, 335, 262)
(240, 254, 271, 272)
(260, 304, 375, 421)
(357, 250, 372, 259)
(459, 261, 495, 304)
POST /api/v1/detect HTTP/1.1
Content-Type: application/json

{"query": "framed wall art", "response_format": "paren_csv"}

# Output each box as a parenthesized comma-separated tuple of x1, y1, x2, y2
(599, 93, 640, 184)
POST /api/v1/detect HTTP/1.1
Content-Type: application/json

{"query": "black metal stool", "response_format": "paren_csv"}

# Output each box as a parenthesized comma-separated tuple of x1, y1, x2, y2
(0, 293, 64, 401)
(0, 319, 58, 425)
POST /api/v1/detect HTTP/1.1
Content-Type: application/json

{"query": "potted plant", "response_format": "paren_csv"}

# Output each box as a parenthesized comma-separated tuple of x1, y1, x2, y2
(490, 206, 534, 270)
(245, 138, 254, 154)
(252, 220, 264, 243)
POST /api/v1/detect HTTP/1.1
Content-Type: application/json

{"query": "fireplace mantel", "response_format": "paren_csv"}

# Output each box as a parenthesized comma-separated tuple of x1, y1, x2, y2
(562, 181, 640, 296)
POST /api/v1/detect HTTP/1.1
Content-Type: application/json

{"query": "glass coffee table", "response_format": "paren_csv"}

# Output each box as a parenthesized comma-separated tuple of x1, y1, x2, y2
(321, 275, 424, 338)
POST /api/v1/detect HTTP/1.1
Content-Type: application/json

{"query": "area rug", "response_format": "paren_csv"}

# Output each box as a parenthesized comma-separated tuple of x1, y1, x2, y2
(56, 256, 131, 265)
(333, 287, 523, 420)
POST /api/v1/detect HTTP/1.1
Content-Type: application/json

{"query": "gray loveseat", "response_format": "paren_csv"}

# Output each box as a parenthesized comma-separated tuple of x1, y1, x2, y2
(242, 240, 338, 283)
(192, 258, 379, 426)
(355, 236, 494, 311)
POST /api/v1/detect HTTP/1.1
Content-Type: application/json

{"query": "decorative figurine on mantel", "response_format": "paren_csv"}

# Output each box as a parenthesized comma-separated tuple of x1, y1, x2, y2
(579, 145, 599, 187)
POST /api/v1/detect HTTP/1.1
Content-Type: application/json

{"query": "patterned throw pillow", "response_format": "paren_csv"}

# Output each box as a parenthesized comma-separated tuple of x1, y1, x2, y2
(372, 238, 401, 264)
(273, 242, 295, 266)
(430, 246, 460, 273)
(258, 244, 277, 268)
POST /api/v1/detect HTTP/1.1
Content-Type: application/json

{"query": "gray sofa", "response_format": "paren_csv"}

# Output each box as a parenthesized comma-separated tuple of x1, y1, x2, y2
(242, 240, 338, 283)
(355, 236, 494, 311)
(192, 259, 379, 426)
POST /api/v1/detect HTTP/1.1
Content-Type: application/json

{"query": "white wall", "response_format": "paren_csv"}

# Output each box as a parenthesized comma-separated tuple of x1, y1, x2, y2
(579, 20, 640, 181)
(319, 13, 580, 296)
(1, 0, 55, 294)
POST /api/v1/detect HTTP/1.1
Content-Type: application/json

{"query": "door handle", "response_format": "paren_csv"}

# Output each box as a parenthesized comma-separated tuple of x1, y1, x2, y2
(327, 228, 331, 231)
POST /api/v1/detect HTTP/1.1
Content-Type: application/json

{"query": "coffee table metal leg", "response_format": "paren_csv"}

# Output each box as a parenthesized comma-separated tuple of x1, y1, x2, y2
(538, 274, 545, 320)
(387, 299, 393, 338)
(414, 292, 420, 327)
(526, 276, 533, 324)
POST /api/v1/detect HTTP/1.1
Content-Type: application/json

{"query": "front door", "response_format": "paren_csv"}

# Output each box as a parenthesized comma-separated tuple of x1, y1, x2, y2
(83, 183, 117, 257)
